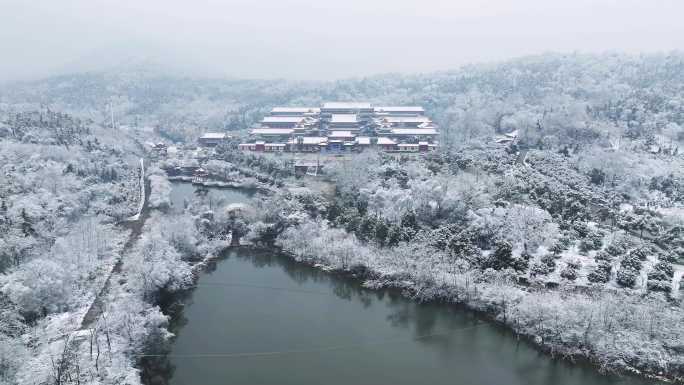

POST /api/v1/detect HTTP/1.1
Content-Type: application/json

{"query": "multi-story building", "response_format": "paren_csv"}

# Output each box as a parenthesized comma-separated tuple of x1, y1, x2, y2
(377, 116, 433, 128)
(261, 116, 307, 128)
(237, 102, 438, 154)
(388, 128, 439, 141)
(250, 127, 294, 139)
(320, 102, 374, 117)
(329, 114, 360, 130)
(199, 132, 230, 147)
(287, 136, 328, 152)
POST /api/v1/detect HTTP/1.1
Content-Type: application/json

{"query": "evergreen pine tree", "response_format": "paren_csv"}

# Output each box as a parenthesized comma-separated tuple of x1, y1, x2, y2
(374, 220, 389, 246)
(20, 208, 34, 236)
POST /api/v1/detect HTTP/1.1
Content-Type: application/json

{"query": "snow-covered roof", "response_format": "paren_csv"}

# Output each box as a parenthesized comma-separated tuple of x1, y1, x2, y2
(377, 137, 396, 145)
(331, 114, 358, 123)
(397, 143, 419, 147)
(265, 143, 287, 147)
(200, 132, 227, 139)
(250, 128, 295, 135)
(271, 107, 320, 114)
(323, 102, 372, 109)
(262, 116, 306, 123)
(288, 136, 327, 145)
(356, 136, 371, 145)
(390, 128, 438, 136)
(295, 161, 323, 167)
(383, 116, 432, 123)
(328, 131, 355, 138)
(303, 137, 327, 145)
(504, 129, 519, 138)
(374, 106, 425, 113)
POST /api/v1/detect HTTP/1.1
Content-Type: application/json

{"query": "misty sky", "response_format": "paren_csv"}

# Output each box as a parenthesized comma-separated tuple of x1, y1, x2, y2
(2, 0, 683, 81)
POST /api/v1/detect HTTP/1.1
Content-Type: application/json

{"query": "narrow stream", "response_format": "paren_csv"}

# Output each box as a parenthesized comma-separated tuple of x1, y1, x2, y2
(144, 183, 658, 385)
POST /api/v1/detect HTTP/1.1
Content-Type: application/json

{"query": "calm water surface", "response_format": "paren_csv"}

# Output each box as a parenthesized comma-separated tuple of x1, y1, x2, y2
(168, 182, 254, 213)
(152, 184, 658, 385)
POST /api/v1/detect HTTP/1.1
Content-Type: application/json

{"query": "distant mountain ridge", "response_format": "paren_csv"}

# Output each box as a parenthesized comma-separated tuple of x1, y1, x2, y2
(1, 52, 682, 145)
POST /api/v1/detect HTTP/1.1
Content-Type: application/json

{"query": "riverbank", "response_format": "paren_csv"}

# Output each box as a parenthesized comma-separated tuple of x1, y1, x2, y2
(167, 175, 262, 190)
(138, 169, 678, 384)
(269, 218, 682, 384)
(6, 170, 251, 385)
(140, 243, 657, 385)
(238, 243, 672, 383)
(233, 148, 684, 383)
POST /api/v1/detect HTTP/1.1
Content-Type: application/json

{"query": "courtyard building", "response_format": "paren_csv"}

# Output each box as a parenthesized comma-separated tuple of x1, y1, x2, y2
(237, 102, 439, 153)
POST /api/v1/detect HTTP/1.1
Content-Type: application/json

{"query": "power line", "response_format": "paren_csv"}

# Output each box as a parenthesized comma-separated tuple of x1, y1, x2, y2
(135, 323, 481, 359)
(196, 282, 334, 296)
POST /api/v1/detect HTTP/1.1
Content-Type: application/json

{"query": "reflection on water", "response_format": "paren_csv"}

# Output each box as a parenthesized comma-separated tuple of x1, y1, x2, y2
(141, 247, 656, 385)
(168, 182, 255, 213)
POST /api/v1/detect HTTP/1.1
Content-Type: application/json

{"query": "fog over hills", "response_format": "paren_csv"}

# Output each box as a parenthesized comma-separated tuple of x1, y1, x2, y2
(2, 0, 684, 82)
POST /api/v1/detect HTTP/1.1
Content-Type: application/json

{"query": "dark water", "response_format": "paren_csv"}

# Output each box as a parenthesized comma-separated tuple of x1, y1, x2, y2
(151, 183, 657, 385)
(168, 182, 254, 213)
(157, 249, 654, 385)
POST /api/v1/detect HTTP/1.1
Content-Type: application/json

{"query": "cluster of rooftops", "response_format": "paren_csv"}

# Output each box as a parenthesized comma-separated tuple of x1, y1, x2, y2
(197, 103, 439, 153)
(236, 102, 438, 153)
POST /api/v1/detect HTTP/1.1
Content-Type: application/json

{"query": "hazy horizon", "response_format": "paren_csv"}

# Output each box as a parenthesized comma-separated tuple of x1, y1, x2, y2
(2, 0, 684, 82)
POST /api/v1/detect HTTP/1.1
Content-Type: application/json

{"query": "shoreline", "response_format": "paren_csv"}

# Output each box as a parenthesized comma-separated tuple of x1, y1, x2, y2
(167, 175, 274, 194)
(143, 242, 673, 384)
(137, 176, 679, 384)
(248, 244, 678, 384)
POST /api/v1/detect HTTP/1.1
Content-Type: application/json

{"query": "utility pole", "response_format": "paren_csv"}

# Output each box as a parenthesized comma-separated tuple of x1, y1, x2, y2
(110, 102, 115, 130)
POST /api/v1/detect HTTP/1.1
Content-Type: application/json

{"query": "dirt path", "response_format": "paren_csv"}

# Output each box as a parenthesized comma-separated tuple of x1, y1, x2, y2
(672, 265, 684, 298)
(80, 159, 151, 329)
(516, 149, 528, 165)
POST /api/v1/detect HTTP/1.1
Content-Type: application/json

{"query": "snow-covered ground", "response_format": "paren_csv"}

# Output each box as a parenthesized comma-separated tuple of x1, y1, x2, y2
(672, 264, 684, 298)
(658, 206, 684, 227)
(127, 158, 146, 221)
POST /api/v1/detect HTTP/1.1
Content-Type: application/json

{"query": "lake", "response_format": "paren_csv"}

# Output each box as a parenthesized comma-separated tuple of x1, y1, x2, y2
(145, 183, 657, 385)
